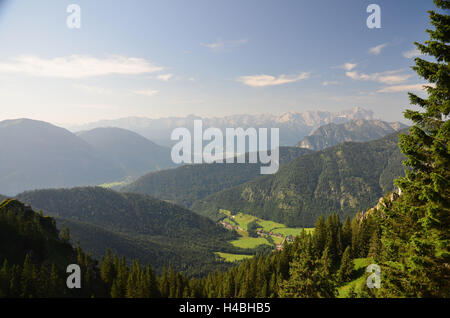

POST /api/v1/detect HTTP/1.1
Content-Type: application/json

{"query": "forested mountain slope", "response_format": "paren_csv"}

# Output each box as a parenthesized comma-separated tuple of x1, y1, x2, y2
(15, 187, 241, 275)
(122, 147, 314, 208)
(192, 131, 407, 227)
(0, 199, 106, 297)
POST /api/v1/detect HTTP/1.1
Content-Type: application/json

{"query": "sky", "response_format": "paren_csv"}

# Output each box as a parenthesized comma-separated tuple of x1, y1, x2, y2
(0, 0, 439, 126)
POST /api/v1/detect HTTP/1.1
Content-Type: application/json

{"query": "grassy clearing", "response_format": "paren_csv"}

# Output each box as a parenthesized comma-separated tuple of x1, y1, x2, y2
(219, 209, 310, 237)
(215, 252, 253, 263)
(272, 236, 284, 245)
(272, 227, 314, 236)
(258, 219, 285, 232)
(218, 209, 313, 254)
(337, 258, 370, 298)
(230, 237, 272, 249)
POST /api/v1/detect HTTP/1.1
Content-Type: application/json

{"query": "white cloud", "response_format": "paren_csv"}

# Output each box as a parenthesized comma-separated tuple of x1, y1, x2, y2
(323, 81, 341, 86)
(74, 84, 113, 95)
(132, 89, 159, 97)
(156, 73, 173, 81)
(346, 69, 411, 84)
(368, 43, 388, 55)
(202, 39, 248, 52)
(403, 48, 422, 59)
(237, 72, 310, 87)
(0, 55, 163, 78)
(377, 83, 434, 93)
(334, 63, 357, 71)
(75, 104, 115, 110)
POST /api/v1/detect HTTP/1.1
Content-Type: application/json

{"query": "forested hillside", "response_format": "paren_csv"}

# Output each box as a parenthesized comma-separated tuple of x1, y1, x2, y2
(296, 119, 407, 150)
(192, 131, 407, 227)
(0, 196, 380, 298)
(15, 187, 244, 275)
(0, 199, 105, 297)
(122, 147, 314, 208)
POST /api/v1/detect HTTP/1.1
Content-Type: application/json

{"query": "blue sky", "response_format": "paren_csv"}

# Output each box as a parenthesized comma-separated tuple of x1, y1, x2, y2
(0, 0, 438, 125)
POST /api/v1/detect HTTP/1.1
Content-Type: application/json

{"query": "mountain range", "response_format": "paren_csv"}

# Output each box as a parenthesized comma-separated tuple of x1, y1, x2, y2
(0, 115, 411, 275)
(68, 107, 378, 147)
(192, 130, 407, 227)
(0, 119, 174, 195)
(0, 119, 122, 196)
(77, 127, 176, 178)
(297, 119, 408, 150)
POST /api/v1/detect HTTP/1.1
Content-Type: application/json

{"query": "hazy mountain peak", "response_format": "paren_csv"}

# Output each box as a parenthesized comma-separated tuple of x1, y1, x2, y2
(67, 107, 380, 147)
(297, 119, 408, 150)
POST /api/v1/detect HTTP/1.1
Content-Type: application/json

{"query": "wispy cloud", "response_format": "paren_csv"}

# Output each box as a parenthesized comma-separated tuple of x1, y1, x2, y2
(73, 84, 113, 95)
(377, 83, 434, 93)
(75, 104, 115, 110)
(132, 89, 159, 97)
(334, 63, 357, 71)
(156, 73, 174, 81)
(202, 39, 248, 52)
(323, 81, 341, 86)
(237, 72, 310, 87)
(346, 69, 411, 84)
(402, 48, 422, 59)
(0, 55, 163, 78)
(368, 43, 388, 55)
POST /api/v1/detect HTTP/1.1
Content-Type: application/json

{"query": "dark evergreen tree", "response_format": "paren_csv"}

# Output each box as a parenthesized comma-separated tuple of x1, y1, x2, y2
(380, 0, 450, 298)
(337, 247, 354, 283)
(280, 237, 335, 298)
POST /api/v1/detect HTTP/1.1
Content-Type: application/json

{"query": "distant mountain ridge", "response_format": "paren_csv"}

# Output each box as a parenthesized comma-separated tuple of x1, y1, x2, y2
(68, 107, 378, 147)
(77, 127, 176, 178)
(0, 119, 176, 195)
(0, 119, 123, 195)
(296, 119, 408, 150)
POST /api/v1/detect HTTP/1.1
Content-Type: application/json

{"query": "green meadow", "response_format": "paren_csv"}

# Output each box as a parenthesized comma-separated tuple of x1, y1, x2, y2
(217, 209, 314, 262)
(337, 258, 371, 297)
(215, 252, 253, 263)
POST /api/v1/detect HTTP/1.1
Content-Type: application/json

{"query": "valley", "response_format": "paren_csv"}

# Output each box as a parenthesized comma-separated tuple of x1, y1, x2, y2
(0, 0, 447, 301)
(192, 130, 407, 227)
(14, 187, 246, 276)
(0, 116, 409, 275)
(216, 209, 313, 262)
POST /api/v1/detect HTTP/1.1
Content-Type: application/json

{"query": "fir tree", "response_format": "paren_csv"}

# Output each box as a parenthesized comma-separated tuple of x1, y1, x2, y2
(337, 246, 354, 283)
(280, 239, 335, 298)
(380, 0, 450, 297)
